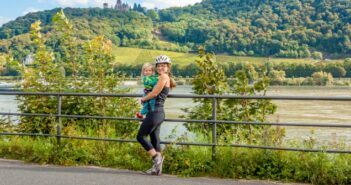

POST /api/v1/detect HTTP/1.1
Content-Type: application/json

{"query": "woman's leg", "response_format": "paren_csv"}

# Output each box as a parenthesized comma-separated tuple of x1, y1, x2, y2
(136, 114, 156, 152)
(146, 126, 164, 175)
(136, 111, 164, 153)
(137, 111, 165, 175)
(145, 124, 160, 157)
(150, 124, 161, 152)
(148, 113, 165, 175)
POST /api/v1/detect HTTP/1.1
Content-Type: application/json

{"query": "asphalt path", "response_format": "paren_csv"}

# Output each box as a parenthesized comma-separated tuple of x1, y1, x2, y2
(0, 159, 307, 185)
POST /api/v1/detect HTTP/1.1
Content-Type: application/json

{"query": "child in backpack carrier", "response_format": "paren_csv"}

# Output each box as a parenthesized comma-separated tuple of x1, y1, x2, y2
(136, 63, 158, 119)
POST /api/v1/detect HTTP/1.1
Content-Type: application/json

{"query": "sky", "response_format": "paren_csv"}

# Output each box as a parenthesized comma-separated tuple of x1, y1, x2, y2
(0, 0, 203, 26)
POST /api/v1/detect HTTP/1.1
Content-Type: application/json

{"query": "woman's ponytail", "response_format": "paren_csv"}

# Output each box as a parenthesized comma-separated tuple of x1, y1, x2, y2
(167, 63, 176, 89)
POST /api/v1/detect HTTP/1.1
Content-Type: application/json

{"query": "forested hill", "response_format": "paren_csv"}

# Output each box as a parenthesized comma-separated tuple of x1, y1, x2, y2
(158, 0, 351, 57)
(1, 0, 351, 58)
(0, 8, 153, 46)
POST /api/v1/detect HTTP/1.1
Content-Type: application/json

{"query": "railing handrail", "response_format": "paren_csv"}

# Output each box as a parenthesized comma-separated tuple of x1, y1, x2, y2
(1, 91, 351, 101)
(1, 112, 351, 128)
(0, 91, 350, 155)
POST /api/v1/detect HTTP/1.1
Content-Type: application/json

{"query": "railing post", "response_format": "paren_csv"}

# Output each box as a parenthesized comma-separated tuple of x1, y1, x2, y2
(56, 95, 62, 145)
(212, 97, 217, 160)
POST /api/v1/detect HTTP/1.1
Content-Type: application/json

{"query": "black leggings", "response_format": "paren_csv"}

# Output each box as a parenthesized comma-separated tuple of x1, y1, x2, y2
(136, 107, 165, 152)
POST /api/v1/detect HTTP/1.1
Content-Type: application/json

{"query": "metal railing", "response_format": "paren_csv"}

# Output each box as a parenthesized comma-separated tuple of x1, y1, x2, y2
(0, 91, 351, 159)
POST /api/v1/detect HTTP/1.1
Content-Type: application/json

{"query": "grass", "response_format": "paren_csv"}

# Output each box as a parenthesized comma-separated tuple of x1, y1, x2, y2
(112, 46, 197, 66)
(0, 76, 21, 80)
(111, 47, 345, 66)
(0, 136, 350, 184)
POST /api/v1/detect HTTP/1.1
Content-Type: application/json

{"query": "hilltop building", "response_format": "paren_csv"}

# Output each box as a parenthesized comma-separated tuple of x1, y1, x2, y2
(103, 0, 130, 11)
(103, 3, 109, 9)
(23, 53, 34, 65)
(114, 0, 130, 11)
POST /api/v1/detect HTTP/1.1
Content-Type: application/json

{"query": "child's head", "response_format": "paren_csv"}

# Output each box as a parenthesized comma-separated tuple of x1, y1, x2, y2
(141, 63, 154, 77)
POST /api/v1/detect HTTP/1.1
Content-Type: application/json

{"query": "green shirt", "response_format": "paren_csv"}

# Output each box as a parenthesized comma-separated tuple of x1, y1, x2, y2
(143, 75, 158, 91)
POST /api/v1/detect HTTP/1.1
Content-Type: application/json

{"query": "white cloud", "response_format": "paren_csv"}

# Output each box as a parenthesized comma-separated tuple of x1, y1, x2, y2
(53, 0, 117, 8)
(0, 17, 13, 26)
(142, 0, 202, 9)
(55, 0, 90, 6)
(54, 0, 202, 9)
(22, 8, 41, 15)
(88, 0, 116, 7)
(140, 2, 156, 9)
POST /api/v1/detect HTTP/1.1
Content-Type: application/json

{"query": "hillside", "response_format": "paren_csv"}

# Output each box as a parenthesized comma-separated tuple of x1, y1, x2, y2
(158, 0, 351, 58)
(0, 8, 153, 48)
(0, 0, 350, 60)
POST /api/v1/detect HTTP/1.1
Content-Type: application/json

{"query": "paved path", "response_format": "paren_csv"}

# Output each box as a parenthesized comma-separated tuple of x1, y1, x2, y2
(0, 159, 306, 185)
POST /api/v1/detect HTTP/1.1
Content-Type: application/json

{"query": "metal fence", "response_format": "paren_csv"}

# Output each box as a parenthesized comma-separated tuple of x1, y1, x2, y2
(0, 91, 351, 160)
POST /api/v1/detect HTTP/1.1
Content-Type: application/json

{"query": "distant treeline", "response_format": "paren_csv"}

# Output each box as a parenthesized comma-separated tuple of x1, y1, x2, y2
(2, 58, 351, 79)
(115, 59, 351, 78)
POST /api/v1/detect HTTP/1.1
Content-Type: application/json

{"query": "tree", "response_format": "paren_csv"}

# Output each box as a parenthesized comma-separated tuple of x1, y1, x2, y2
(325, 65, 346, 78)
(0, 54, 7, 74)
(16, 11, 139, 138)
(183, 49, 283, 145)
(311, 51, 323, 60)
(146, 9, 159, 21)
(268, 70, 286, 85)
(133, 3, 138, 11)
(182, 48, 229, 141)
(136, 4, 146, 13)
(310, 71, 333, 86)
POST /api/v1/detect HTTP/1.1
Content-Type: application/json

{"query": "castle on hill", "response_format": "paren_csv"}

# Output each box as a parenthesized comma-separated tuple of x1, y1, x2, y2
(103, 0, 130, 11)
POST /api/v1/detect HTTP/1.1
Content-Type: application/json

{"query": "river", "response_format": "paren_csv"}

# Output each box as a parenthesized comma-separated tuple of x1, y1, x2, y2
(1, 85, 351, 145)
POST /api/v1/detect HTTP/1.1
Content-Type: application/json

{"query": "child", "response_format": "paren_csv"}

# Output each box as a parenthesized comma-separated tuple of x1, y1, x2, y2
(136, 63, 158, 119)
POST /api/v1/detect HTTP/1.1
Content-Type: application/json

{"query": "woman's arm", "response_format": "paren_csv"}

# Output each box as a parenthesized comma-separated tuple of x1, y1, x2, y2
(141, 74, 168, 102)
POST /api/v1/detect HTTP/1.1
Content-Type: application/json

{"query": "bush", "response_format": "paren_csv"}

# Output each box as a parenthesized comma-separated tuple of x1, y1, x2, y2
(0, 136, 350, 184)
(285, 77, 305, 86)
(301, 71, 333, 86)
(268, 70, 286, 85)
(312, 51, 323, 60)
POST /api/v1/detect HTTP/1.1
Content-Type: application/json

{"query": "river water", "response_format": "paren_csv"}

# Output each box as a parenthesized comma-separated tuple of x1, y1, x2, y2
(1, 85, 351, 145)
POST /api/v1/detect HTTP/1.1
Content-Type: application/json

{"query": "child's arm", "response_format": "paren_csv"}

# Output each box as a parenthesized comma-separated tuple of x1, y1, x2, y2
(141, 74, 168, 102)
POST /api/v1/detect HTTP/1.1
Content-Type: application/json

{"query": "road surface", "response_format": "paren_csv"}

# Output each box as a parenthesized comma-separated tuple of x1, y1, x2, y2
(0, 159, 307, 185)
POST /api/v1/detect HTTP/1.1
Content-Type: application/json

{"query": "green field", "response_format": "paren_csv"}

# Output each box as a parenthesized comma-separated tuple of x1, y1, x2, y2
(112, 47, 197, 66)
(112, 47, 344, 66)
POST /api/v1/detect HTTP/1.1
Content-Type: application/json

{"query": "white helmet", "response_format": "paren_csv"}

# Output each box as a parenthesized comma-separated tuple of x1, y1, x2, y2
(155, 55, 171, 64)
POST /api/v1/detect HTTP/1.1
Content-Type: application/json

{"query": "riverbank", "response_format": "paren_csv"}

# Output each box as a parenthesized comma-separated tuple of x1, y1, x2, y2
(1, 77, 351, 88)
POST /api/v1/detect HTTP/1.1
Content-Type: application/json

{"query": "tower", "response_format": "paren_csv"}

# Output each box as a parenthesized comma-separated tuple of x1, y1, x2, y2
(114, 0, 130, 11)
(114, 0, 122, 10)
(103, 3, 108, 9)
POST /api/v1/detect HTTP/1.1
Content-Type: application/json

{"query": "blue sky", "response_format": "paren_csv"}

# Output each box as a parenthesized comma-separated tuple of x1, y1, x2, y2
(0, 0, 202, 26)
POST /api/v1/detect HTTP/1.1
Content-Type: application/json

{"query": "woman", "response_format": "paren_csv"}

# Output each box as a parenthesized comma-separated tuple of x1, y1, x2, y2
(136, 55, 176, 175)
